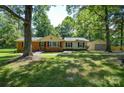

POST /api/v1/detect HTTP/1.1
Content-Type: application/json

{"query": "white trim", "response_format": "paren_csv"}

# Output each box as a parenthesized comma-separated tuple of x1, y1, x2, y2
(48, 41, 60, 47)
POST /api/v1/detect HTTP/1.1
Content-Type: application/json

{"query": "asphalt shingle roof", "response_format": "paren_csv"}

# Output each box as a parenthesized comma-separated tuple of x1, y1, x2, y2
(16, 36, 89, 42)
(64, 37, 89, 41)
(16, 37, 42, 41)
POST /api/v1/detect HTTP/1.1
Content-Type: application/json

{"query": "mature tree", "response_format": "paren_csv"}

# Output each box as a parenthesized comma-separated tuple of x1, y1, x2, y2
(75, 6, 104, 40)
(23, 6, 33, 57)
(104, 6, 111, 52)
(56, 16, 75, 38)
(120, 14, 124, 50)
(9, 5, 24, 32)
(33, 12, 54, 37)
(33, 6, 56, 37)
(0, 13, 21, 48)
(0, 5, 33, 57)
(66, 5, 122, 52)
(111, 6, 124, 50)
(93, 6, 120, 52)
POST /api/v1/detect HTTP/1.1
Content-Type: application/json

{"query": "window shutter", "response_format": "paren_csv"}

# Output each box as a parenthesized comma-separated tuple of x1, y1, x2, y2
(48, 42, 49, 47)
(78, 42, 79, 47)
(83, 42, 84, 48)
(44, 42, 46, 47)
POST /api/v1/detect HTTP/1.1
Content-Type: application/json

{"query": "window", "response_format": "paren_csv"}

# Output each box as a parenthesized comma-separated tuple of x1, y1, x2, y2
(53, 42, 57, 46)
(66, 42, 72, 47)
(40, 42, 45, 47)
(78, 42, 85, 48)
(48, 41, 59, 47)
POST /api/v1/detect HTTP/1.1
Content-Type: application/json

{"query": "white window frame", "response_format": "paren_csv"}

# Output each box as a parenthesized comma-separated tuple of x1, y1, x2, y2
(66, 42, 72, 48)
(40, 42, 45, 47)
(78, 42, 85, 48)
(48, 41, 59, 47)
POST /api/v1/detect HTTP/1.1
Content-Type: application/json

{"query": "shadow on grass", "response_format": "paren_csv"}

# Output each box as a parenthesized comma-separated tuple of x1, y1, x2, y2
(0, 48, 19, 66)
(0, 57, 124, 87)
(0, 50, 124, 87)
(57, 53, 124, 61)
(0, 55, 17, 61)
(0, 58, 91, 87)
(86, 69, 124, 87)
(0, 55, 19, 66)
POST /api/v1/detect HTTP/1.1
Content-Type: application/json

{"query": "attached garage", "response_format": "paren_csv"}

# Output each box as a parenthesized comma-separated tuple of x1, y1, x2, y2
(88, 40, 106, 51)
(95, 44, 106, 50)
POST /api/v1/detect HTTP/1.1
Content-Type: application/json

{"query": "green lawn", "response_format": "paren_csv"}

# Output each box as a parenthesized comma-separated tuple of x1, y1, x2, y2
(0, 49, 124, 87)
(0, 49, 20, 65)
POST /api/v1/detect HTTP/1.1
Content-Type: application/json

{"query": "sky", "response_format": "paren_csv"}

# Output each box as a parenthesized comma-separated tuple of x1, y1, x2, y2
(47, 5, 69, 27)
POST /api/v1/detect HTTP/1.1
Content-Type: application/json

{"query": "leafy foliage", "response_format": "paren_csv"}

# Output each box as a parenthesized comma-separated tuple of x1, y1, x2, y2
(75, 6, 105, 40)
(33, 6, 58, 37)
(0, 13, 22, 48)
(66, 5, 124, 47)
(55, 16, 75, 38)
(0, 5, 124, 50)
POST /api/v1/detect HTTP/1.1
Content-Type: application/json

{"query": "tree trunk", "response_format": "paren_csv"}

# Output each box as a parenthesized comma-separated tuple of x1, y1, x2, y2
(120, 16, 124, 51)
(105, 6, 111, 52)
(23, 5, 33, 57)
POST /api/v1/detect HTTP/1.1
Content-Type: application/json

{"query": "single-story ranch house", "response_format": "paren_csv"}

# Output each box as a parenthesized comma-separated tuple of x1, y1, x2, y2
(16, 35, 89, 52)
(16, 35, 124, 52)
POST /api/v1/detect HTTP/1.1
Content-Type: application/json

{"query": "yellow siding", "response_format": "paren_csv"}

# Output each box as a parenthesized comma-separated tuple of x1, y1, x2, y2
(111, 46, 124, 51)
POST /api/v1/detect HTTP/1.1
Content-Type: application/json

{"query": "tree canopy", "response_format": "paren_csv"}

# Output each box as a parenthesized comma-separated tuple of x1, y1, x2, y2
(0, 5, 124, 53)
(0, 11, 22, 48)
(55, 16, 75, 38)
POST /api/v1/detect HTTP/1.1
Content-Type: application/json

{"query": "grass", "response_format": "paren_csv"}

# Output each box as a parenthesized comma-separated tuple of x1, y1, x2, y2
(0, 49, 124, 87)
(0, 48, 17, 53)
(0, 49, 20, 65)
